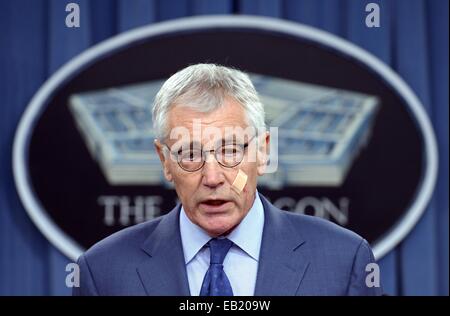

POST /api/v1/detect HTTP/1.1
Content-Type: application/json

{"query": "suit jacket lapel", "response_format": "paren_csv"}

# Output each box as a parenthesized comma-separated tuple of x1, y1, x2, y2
(136, 204, 191, 296)
(135, 194, 309, 296)
(254, 194, 310, 296)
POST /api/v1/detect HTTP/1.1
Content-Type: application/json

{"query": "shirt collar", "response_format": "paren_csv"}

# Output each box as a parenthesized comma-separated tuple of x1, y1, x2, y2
(179, 191, 265, 264)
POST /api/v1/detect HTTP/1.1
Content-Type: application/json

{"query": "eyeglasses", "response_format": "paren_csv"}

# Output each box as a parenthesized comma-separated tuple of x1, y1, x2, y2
(163, 137, 254, 172)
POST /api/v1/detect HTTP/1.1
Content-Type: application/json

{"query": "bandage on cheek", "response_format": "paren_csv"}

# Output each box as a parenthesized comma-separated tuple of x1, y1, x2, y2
(232, 169, 248, 193)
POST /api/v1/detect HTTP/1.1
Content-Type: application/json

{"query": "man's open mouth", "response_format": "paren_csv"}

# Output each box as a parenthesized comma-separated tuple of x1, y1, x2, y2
(201, 199, 228, 206)
(198, 198, 234, 212)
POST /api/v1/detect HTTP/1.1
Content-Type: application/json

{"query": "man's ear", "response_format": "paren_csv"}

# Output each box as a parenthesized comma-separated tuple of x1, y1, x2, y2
(256, 131, 270, 176)
(154, 139, 174, 182)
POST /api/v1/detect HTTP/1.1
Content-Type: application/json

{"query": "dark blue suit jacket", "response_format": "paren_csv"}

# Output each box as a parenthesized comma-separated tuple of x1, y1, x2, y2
(73, 194, 382, 296)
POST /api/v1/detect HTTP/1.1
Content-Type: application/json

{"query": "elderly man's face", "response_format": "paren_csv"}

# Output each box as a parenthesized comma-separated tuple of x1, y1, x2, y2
(154, 97, 269, 237)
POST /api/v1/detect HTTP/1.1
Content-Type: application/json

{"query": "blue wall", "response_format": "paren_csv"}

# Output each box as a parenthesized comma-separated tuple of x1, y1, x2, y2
(0, 0, 448, 295)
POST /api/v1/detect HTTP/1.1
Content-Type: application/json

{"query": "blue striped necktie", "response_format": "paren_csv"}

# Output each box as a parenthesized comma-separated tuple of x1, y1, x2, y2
(199, 238, 234, 296)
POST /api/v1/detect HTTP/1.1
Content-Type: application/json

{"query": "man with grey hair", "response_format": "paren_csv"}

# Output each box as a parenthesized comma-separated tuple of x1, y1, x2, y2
(74, 64, 382, 296)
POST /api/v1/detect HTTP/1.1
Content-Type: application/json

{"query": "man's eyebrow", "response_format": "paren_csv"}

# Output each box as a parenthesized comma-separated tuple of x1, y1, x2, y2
(221, 135, 251, 145)
(172, 137, 250, 151)
(172, 141, 201, 151)
(221, 138, 237, 145)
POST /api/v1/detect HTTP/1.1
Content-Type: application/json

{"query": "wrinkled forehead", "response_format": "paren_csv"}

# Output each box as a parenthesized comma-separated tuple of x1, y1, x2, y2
(167, 121, 256, 149)
(166, 99, 255, 147)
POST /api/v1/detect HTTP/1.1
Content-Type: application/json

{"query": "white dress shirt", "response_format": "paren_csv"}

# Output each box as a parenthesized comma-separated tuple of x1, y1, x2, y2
(179, 192, 265, 296)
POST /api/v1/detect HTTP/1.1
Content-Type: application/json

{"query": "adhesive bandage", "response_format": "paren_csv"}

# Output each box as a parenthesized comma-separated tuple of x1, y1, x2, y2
(232, 169, 248, 193)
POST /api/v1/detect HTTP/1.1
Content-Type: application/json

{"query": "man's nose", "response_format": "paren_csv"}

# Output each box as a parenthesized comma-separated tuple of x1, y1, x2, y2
(201, 152, 225, 188)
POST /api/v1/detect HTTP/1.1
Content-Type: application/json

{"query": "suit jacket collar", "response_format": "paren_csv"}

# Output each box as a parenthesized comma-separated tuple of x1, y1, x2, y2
(137, 204, 191, 295)
(137, 193, 309, 296)
(254, 193, 309, 295)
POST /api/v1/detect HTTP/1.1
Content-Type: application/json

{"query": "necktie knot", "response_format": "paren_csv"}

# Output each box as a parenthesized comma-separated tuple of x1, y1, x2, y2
(208, 238, 233, 264)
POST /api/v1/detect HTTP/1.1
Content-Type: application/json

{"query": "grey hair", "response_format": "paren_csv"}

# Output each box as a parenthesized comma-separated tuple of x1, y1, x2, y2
(152, 63, 266, 140)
